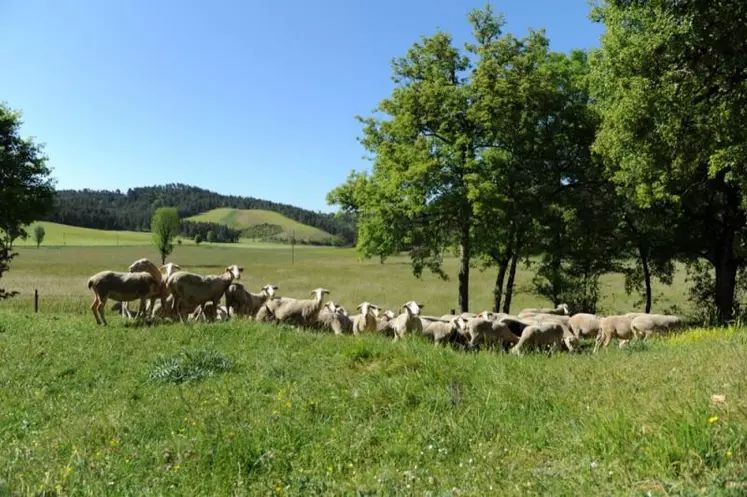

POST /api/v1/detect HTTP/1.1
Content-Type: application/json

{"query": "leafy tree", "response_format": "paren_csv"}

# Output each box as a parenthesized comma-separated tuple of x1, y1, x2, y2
(590, 0, 747, 321)
(207, 230, 216, 245)
(0, 103, 56, 298)
(194, 234, 203, 245)
(151, 207, 180, 264)
(33, 224, 46, 249)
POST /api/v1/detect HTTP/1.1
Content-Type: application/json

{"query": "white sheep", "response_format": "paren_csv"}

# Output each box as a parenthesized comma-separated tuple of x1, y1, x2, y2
(630, 314, 683, 340)
(375, 310, 397, 336)
(461, 316, 520, 350)
(390, 301, 424, 341)
(87, 258, 167, 326)
(517, 303, 570, 319)
(166, 265, 243, 323)
(568, 313, 601, 339)
(225, 283, 279, 318)
(594, 315, 637, 352)
(421, 316, 464, 345)
(351, 301, 380, 335)
(316, 301, 353, 335)
(270, 288, 331, 327)
(510, 321, 565, 355)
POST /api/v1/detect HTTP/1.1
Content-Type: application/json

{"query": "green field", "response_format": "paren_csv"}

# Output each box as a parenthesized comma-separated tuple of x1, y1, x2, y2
(186, 208, 336, 243)
(14, 222, 153, 247)
(3, 239, 745, 495)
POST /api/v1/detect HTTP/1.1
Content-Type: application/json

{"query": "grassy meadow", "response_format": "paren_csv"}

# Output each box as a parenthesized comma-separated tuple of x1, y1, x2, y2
(2, 234, 746, 495)
(186, 208, 335, 243)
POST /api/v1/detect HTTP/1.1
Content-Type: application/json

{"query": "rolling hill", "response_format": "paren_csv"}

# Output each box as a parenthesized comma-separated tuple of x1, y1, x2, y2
(14, 222, 153, 246)
(186, 208, 337, 243)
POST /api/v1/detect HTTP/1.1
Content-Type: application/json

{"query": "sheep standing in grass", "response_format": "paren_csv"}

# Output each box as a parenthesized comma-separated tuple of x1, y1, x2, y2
(225, 283, 279, 318)
(510, 321, 565, 355)
(390, 301, 424, 341)
(568, 313, 601, 339)
(316, 301, 353, 335)
(87, 258, 166, 326)
(462, 316, 520, 350)
(631, 314, 683, 340)
(421, 316, 464, 345)
(594, 315, 637, 352)
(517, 303, 570, 319)
(167, 265, 243, 323)
(375, 310, 397, 336)
(351, 302, 380, 335)
(271, 288, 331, 327)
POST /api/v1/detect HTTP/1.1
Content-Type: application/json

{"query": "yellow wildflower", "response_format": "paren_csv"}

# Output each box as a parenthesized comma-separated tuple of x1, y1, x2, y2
(708, 416, 719, 424)
(727, 450, 733, 457)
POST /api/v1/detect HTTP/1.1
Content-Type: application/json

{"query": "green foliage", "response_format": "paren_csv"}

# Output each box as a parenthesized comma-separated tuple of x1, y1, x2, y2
(151, 207, 180, 264)
(194, 233, 202, 245)
(0, 102, 56, 299)
(590, 0, 747, 321)
(206, 230, 216, 245)
(148, 348, 235, 384)
(243, 222, 284, 240)
(32, 224, 45, 249)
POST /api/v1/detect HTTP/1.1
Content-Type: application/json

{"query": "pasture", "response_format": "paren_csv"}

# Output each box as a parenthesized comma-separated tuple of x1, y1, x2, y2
(2, 241, 746, 495)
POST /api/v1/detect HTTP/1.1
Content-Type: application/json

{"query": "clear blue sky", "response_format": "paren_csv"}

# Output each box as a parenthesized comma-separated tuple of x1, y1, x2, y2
(1, 0, 604, 213)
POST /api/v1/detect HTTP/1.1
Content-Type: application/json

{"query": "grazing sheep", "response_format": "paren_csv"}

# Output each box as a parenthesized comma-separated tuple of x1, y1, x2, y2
(316, 301, 353, 335)
(225, 283, 279, 318)
(462, 317, 520, 350)
(631, 314, 683, 340)
(421, 316, 464, 345)
(271, 288, 331, 327)
(525, 314, 577, 352)
(167, 265, 243, 323)
(375, 310, 397, 336)
(351, 302, 380, 335)
(510, 321, 565, 355)
(594, 315, 637, 352)
(498, 315, 533, 338)
(517, 303, 570, 319)
(87, 258, 166, 326)
(390, 301, 424, 341)
(568, 313, 601, 339)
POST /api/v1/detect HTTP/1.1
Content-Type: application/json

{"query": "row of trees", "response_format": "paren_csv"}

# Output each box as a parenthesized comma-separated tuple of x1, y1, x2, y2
(46, 184, 357, 245)
(327, 2, 747, 322)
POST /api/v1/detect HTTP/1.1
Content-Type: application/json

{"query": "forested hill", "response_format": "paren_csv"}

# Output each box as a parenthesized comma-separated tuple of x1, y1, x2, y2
(46, 184, 356, 244)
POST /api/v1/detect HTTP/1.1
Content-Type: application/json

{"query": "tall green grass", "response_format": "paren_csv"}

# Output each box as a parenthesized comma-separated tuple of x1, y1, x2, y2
(0, 312, 745, 495)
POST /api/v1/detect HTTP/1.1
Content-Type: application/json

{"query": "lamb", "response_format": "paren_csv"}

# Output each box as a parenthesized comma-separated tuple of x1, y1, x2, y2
(166, 265, 243, 323)
(525, 314, 577, 352)
(225, 283, 279, 318)
(270, 288, 331, 327)
(631, 314, 683, 340)
(351, 302, 380, 335)
(594, 315, 637, 353)
(375, 310, 397, 335)
(87, 258, 167, 326)
(461, 316, 520, 350)
(517, 303, 570, 319)
(316, 301, 353, 335)
(510, 321, 565, 355)
(568, 313, 601, 339)
(390, 301, 425, 341)
(421, 316, 465, 345)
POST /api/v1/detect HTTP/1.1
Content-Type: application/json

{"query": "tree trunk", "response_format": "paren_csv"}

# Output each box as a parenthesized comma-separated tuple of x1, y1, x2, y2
(714, 252, 739, 323)
(503, 249, 519, 314)
(161, 252, 166, 265)
(492, 255, 510, 312)
(458, 221, 470, 313)
(640, 246, 652, 314)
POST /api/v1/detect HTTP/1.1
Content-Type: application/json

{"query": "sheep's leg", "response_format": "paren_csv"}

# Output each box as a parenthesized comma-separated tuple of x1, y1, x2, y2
(563, 336, 575, 352)
(98, 297, 109, 326)
(91, 297, 102, 325)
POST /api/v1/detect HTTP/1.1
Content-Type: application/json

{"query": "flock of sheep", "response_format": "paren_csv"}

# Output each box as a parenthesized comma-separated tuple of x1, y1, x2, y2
(87, 257, 685, 354)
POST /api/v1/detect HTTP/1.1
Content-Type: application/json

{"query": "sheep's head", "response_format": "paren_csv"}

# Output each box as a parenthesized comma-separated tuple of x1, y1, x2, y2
(401, 301, 423, 316)
(558, 303, 570, 315)
(310, 288, 330, 302)
(225, 265, 244, 280)
(477, 311, 494, 321)
(357, 301, 379, 317)
(129, 258, 157, 274)
(159, 262, 182, 281)
(336, 306, 349, 317)
(324, 301, 337, 313)
(262, 284, 278, 297)
(382, 310, 396, 320)
(454, 316, 467, 334)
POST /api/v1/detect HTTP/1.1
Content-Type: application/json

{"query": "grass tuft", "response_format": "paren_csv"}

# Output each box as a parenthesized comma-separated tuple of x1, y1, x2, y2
(148, 348, 235, 384)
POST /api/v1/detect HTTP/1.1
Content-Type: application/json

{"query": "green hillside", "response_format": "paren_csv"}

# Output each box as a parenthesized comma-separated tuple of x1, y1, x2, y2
(15, 222, 153, 246)
(187, 208, 337, 243)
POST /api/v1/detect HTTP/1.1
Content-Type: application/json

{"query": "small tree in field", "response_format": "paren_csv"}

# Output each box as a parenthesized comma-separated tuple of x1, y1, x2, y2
(207, 230, 216, 245)
(194, 234, 203, 245)
(33, 225, 45, 249)
(151, 207, 180, 264)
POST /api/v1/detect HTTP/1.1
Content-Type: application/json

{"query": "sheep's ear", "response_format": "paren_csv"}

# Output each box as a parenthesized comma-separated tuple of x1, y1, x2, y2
(418, 302, 425, 308)
(238, 267, 244, 272)
(272, 285, 278, 290)
(356, 304, 362, 310)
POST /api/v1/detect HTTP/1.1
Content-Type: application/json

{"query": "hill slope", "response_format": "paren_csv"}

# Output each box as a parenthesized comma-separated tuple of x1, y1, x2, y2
(14, 222, 153, 246)
(186, 208, 336, 243)
(45, 184, 356, 245)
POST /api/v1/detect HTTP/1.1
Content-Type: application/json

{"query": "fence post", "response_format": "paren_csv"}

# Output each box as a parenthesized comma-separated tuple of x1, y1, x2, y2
(34, 289, 39, 313)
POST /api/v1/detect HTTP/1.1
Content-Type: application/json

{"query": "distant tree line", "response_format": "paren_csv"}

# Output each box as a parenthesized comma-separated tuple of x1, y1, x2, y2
(45, 184, 357, 246)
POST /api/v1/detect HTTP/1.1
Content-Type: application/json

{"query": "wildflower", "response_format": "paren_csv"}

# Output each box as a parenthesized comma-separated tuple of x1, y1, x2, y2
(708, 416, 719, 423)
(174, 464, 181, 470)
(63, 466, 72, 478)
(55, 484, 62, 492)
(727, 451, 733, 457)
(285, 401, 292, 409)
